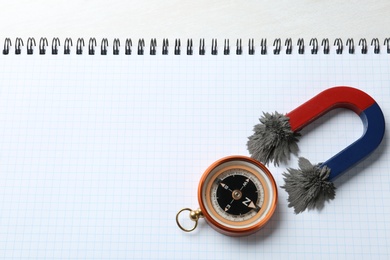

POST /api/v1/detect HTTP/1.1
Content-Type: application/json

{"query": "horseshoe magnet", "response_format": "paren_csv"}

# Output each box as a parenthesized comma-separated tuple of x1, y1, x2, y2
(247, 86, 385, 213)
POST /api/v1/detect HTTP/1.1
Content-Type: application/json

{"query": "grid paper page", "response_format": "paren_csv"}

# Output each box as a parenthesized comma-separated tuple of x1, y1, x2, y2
(0, 49, 389, 259)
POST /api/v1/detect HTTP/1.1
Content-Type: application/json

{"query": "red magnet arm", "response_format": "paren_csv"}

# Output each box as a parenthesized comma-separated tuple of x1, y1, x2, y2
(286, 87, 375, 131)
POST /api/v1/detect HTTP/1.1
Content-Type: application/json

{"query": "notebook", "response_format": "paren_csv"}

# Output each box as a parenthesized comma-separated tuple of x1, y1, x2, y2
(0, 37, 389, 259)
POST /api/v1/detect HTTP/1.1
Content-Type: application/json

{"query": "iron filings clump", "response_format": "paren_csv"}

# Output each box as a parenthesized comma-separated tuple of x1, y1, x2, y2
(247, 112, 300, 166)
(281, 157, 336, 214)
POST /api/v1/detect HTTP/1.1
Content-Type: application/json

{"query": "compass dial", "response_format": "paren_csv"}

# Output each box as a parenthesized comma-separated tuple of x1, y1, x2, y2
(198, 156, 277, 236)
(213, 169, 264, 221)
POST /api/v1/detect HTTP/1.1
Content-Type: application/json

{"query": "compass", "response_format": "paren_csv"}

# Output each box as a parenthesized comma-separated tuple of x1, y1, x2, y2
(176, 155, 278, 236)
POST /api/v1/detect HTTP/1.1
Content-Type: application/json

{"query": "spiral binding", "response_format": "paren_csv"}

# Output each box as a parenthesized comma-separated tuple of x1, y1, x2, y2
(273, 39, 281, 54)
(223, 39, 229, 55)
(89, 38, 97, 55)
(76, 38, 85, 55)
(125, 39, 132, 55)
(64, 38, 72, 55)
(39, 38, 48, 55)
(101, 38, 108, 55)
(285, 38, 292, 54)
(137, 39, 145, 55)
(236, 39, 242, 55)
(346, 39, 354, 54)
(248, 39, 254, 55)
(52, 38, 60, 55)
(2, 37, 390, 56)
(260, 39, 266, 55)
(199, 38, 205, 55)
(187, 39, 193, 55)
(150, 39, 156, 55)
(175, 39, 181, 55)
(322, 38, 330, 54)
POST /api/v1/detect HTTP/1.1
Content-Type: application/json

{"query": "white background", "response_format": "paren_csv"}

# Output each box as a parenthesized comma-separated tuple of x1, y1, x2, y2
(0, 0, 389, 42)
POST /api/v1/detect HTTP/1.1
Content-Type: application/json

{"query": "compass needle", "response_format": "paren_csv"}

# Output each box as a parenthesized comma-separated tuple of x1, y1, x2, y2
(220, 182, 232, 191)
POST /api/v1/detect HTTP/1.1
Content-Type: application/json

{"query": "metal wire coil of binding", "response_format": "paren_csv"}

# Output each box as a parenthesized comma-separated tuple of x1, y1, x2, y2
(1, 37, 387, 55)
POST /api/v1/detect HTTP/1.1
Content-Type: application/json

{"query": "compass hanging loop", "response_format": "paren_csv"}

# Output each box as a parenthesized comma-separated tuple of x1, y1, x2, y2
(176, 208, 203, 232)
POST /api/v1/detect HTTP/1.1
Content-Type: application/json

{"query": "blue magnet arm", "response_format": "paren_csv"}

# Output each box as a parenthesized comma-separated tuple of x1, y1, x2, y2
(322, 102, 385, 180)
